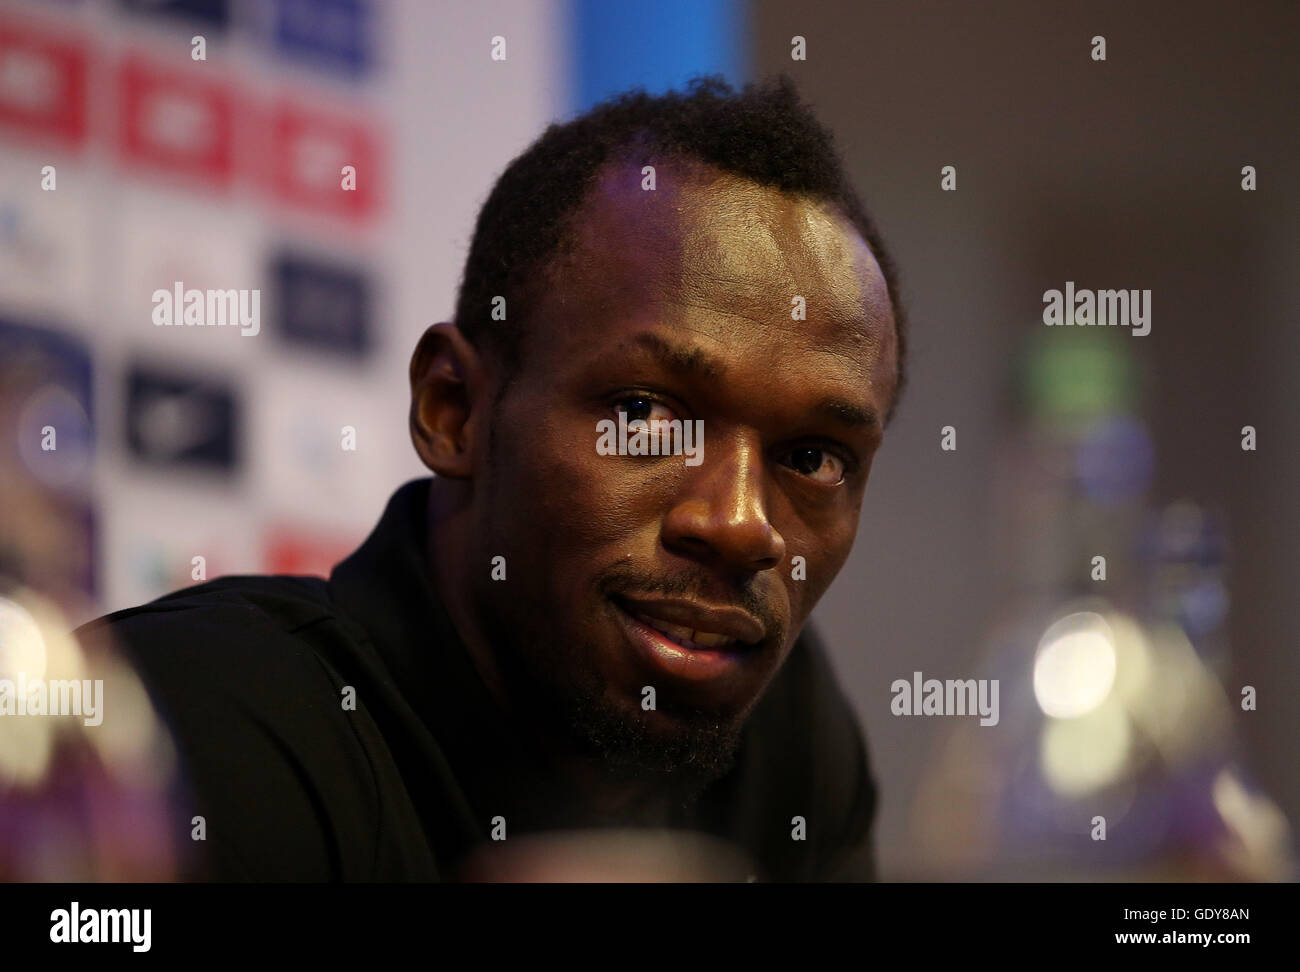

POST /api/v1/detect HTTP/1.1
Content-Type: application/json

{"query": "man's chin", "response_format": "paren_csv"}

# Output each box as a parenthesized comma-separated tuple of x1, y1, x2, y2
(562, 692, 745, 790)
(481, 606, 748, 792)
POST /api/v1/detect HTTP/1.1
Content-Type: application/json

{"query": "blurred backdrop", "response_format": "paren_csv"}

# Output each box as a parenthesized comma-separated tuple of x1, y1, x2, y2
(0, 0, 1295, 880)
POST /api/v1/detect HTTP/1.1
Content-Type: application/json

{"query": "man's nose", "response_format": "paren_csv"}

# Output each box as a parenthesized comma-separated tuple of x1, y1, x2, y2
(661, 431, 786, 574)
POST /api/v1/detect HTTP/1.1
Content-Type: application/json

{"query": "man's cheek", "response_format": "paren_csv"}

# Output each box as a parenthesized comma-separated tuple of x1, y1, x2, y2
(516, 456, 625, 560)
(542, 445, 658, 543)
(508, 427, 584, 509)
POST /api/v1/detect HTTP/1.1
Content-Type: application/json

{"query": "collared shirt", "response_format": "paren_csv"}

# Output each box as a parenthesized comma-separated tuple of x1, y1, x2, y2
(76, 479, 879, 881)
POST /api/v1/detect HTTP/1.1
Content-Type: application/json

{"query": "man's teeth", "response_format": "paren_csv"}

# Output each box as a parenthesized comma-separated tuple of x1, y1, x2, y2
(634, 613, 735, 649)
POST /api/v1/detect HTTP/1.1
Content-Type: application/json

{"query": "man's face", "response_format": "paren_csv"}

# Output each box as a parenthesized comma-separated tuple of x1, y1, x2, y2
(467, 158, 897, 787)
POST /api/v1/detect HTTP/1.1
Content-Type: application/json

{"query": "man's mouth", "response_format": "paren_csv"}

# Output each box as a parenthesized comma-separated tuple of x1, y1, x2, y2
(609, 594, 767, 685)
(628, 613, 737, 650)
(613, 594, 766, 650)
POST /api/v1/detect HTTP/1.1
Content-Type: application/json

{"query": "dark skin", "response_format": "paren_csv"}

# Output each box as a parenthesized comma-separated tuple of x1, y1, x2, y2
(410, 157, 898, 827)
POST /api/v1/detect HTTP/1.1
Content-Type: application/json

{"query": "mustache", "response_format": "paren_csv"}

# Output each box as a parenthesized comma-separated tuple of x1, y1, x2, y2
(599, 562, 781, 637)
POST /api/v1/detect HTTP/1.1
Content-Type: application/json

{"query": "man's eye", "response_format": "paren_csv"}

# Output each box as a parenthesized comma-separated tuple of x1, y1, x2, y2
(616, 396, 676, 424)
(781, 446, 845, 485)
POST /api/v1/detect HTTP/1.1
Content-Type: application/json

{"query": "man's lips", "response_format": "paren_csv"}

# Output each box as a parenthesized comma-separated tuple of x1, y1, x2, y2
(611, 598, 755, 684)
(612, 594, 766, 650)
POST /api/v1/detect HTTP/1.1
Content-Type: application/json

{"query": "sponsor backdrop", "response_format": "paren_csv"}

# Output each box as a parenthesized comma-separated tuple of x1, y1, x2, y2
(0, 0, 571, 615)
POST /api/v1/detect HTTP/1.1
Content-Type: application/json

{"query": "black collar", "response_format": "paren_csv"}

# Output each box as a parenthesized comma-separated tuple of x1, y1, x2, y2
(328, 477, 490, 749)
(327, 478, 538, 866)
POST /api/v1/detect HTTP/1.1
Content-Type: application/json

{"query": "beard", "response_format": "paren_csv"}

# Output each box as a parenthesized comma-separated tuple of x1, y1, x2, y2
(476, 588, 746, 797)
(562, 668, 745, 788)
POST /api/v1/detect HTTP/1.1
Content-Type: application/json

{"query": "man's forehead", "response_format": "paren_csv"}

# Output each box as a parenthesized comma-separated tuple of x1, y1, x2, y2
(521, 155, 901, 425)
(562, 158, 892, 339)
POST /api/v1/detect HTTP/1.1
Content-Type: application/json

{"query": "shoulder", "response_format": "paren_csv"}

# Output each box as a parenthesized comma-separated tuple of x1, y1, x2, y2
(75, 576, 348, 727)
(75, 575, 355, 721)
(75, 576, 385, 881)
(80, 574, 335, 640)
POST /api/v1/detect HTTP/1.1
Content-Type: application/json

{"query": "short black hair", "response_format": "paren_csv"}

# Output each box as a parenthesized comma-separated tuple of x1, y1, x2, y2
(453, 74, 909, 424)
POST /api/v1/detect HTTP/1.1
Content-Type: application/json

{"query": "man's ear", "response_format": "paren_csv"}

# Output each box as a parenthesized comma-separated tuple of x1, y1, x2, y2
(409, 322, 484, 478)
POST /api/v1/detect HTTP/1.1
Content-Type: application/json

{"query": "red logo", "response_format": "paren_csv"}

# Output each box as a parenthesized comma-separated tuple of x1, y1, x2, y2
(118, 54, 237, 187)
(267, 99, 380, 220)
(0, 19, 88, 146)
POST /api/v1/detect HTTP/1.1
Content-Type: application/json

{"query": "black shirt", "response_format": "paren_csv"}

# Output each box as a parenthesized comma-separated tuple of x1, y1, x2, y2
(75, 479, 879, 881)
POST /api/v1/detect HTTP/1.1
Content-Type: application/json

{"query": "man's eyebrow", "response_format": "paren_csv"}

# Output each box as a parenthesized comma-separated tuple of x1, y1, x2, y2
(619, 331, 880, 430)
(621, 332, 726, 379)
(815, 398, 880, 430)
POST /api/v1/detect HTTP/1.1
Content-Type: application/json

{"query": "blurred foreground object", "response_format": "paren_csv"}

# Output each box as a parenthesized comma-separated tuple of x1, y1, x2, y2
(912, 600, 1292, 880)
(0, 586, 185, 881)
(907, 328, 1293, 880)
(458, 828, 756, 882)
